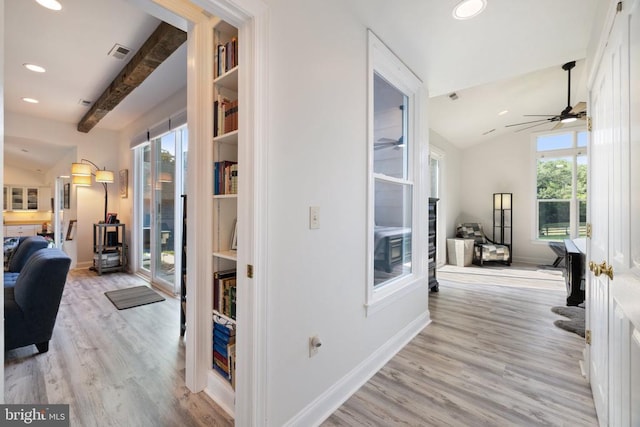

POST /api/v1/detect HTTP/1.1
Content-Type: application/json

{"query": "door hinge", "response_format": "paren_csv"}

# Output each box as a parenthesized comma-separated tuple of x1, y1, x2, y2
(586, 329, 592, 345)
(586, 223, 592, 238)
(587, 116, 592, 132)
(247, 264, 254, 278)
(617, 1, 623, 13)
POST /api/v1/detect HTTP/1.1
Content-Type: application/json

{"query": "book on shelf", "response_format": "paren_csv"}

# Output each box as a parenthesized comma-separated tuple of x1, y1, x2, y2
(213, 160, 238, 195)
(213, 96, 238, 138)
(212, 315, 236, 382)
(215, 37, 238, 78)
(213, 269, 236, 313)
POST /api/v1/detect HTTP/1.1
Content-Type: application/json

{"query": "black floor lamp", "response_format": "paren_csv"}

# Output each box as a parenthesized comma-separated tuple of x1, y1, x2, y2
(71, 159, 114, 222)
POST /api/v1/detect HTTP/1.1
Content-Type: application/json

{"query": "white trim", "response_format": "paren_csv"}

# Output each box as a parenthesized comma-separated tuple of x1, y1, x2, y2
(365, 277, 426, 316)
(283, 313, 430, 427)
(366, 30, 427, 311)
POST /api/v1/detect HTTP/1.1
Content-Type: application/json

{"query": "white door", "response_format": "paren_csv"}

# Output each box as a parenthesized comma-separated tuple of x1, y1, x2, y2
(588, 3, 632, 424)
(588, 55, 612, 424)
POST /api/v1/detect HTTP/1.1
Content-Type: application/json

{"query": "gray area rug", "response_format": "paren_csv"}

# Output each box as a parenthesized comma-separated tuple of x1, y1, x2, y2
(551, 306, 585, 338)
(105, 285, 165, 310)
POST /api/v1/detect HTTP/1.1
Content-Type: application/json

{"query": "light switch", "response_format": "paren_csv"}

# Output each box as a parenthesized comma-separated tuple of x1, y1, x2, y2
(309, 206, 320, 229)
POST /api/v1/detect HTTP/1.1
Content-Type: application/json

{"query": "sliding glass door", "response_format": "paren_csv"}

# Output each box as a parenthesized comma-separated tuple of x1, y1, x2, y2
(136, 126, 187, 293)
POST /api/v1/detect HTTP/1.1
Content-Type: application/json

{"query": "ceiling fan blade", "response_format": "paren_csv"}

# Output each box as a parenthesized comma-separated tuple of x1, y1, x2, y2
(375, 137, 397, 144)
(505, 118, 551, 128)
(571, 101, 587, 114)
(552, 121, 564, 130)
(513, 121, 552, 133)
(523, 114, 557, 117)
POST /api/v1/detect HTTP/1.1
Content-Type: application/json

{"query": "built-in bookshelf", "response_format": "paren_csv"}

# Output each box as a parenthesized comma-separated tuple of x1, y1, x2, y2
(210, 18, 239, 403)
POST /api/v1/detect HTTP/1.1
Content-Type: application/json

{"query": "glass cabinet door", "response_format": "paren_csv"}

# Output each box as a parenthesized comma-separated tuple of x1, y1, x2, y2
(27, 188, 38, 210)
(11, 188, 23, 210)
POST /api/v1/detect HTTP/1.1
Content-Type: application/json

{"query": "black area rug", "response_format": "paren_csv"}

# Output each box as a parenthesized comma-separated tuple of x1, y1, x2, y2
(551, 306, 585, 338)
(105, 286, 165, 310)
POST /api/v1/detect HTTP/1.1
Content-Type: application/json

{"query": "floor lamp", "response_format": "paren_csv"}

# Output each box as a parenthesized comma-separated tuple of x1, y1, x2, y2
(71, 159, 114, 222)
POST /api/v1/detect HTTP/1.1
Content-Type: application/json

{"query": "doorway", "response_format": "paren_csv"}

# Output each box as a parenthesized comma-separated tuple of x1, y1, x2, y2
(136, 126, 188, 293)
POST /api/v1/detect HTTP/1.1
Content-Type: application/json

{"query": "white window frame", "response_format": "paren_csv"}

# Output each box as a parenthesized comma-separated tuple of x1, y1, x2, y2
(531, 129, 587, 242)
(366, 30, 427, 315)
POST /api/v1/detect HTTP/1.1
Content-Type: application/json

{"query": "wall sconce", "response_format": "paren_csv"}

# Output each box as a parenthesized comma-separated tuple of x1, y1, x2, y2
(71, 159, 114, 222)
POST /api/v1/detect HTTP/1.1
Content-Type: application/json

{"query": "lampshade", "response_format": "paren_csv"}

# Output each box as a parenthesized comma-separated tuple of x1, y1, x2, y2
(494, 193, 512, 210)
(72, 175, 92, 186)
(95, 170, 114, 183)
(71, 162, 92, 176)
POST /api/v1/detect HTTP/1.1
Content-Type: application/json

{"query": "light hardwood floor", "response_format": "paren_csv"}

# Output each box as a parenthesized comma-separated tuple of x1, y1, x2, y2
(4, 269, 233, 427)
(324, 263, 598, 426)
(6, 264, 597, 426)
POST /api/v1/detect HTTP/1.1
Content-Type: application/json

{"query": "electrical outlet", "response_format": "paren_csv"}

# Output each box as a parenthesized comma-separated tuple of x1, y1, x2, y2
(309, 335, 322, 357)
(309, 206, 320, 229)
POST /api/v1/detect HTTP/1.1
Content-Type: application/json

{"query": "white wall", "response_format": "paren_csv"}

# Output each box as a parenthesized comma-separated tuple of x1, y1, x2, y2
(265, 0, 429, 424)
(457, 128, 583, 265)
(5, 112, 120, 267)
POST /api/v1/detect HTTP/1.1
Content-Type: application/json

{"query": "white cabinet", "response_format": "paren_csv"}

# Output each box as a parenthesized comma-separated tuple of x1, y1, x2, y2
(4, 225, 38, 238)
(3, 186, 52, 211)
(5, 186, 39, 211)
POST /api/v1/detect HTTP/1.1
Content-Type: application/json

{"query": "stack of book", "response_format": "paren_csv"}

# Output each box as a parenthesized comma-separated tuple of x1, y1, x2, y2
(213, 161, 238, 195)
(215, 37, 238, 77)
(212, 317, 236, 386)
(213, 268, 237, 319)
(213, 96, 238, 137)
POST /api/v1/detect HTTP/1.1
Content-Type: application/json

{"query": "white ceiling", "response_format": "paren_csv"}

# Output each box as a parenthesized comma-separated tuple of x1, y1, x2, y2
(4, 0, 187, 172)
(4, 0, 602, 169)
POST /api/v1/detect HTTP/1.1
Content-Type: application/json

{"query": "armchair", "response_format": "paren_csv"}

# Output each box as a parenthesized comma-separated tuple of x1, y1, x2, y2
(4, 248, 71, 353)
(456, 223, 511, 266)
(4, 235, 49, 287)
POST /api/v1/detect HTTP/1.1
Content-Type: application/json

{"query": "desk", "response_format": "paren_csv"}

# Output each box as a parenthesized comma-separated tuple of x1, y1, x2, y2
(447, 238, 474, 267)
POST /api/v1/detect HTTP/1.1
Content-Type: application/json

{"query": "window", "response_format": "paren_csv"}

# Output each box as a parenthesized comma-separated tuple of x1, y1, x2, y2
(367, 30, 425, 311)
(535, 131, 587, 241)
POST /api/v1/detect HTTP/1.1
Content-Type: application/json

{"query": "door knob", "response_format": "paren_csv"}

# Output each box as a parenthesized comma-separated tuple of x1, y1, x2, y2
(599, 261, 614, 280)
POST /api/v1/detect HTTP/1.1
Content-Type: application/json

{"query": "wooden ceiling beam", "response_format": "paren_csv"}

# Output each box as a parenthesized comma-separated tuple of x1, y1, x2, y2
(77, 22, 187, 133)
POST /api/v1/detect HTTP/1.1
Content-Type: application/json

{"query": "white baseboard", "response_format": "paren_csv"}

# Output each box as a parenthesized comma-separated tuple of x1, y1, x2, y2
(284, 312, 430, 427)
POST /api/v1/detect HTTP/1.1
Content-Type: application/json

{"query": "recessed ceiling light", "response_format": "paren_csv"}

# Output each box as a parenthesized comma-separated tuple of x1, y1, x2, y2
(35, 0, 62, 11)
(22, 97, 39, 104)
(23, 63, 46, 73)
(453, 0, 487, 20)
(498, 110, 509, 116)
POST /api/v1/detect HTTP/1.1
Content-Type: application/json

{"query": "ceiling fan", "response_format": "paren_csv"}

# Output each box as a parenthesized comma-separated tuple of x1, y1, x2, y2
(374, 137, 404, 150)
(505, 61, 587, 132)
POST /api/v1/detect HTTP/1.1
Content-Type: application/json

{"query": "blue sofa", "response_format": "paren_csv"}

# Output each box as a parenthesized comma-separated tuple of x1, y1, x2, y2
(4, 236, 49, 287)
(4, 248, 71, 353)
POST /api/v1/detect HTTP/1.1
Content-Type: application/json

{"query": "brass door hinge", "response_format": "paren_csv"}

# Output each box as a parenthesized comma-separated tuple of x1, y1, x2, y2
(587, 116, 593, 132)
(586, 223, 592, 238)
(586, 329, 592, 345)
(247, 264, 254, 278)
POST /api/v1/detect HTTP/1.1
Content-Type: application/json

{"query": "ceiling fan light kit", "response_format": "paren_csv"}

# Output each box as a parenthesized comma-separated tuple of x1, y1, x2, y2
(506, 60, 587, 132)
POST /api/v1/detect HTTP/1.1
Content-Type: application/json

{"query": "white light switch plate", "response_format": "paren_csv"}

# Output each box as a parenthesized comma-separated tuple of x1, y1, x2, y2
(309, 206, 320, 229)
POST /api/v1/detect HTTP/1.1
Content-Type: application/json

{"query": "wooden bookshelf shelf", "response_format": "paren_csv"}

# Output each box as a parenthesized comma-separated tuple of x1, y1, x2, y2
(213, 65, 238, 91)
(213, 250, 237, 261)
(213, 129, 238, 144)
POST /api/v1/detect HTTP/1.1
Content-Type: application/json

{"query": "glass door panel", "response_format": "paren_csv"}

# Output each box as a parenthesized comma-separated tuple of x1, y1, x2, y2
(155, 132, 176, 288)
